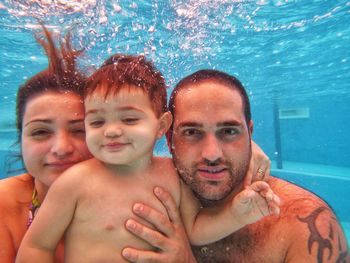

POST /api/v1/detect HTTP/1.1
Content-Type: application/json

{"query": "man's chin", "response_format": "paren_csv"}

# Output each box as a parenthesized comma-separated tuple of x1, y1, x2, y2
(194, 184, 232, 203)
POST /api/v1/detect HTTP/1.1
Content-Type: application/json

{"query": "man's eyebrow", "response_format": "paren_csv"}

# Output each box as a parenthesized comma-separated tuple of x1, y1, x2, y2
(217, 120, 242, 127)
(177, 122, 203, 128)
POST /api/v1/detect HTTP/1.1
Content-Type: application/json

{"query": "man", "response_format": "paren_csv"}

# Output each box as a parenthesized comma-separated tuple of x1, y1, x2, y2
(122, 70, 349, 262)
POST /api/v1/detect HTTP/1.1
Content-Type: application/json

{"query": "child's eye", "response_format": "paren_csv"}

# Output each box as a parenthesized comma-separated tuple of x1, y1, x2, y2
(89, 120, 105, 128)
(122, 118, 139, 125)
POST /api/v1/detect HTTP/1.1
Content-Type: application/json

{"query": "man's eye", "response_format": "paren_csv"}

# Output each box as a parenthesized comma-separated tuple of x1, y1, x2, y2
(182, 129, 201, 137)
(218, 128, 239, 139)
(222, 128, 237, 135)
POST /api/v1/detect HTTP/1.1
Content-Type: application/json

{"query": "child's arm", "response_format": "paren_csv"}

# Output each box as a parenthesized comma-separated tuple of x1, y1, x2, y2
(180, 181, 280, 246)
(15, 170, 80, 263)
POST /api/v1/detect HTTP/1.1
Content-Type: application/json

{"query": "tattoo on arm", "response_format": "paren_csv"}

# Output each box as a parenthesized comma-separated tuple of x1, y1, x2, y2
(336, 235, 349, 263)
(297, 206, 349, 262)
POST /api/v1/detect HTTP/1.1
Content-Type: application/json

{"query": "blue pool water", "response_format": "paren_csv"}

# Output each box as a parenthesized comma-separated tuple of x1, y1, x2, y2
(0, 0, 349, 244)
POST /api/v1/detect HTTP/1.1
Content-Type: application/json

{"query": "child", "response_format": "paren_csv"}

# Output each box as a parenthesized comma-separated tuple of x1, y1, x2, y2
(16, 54, 280, 262)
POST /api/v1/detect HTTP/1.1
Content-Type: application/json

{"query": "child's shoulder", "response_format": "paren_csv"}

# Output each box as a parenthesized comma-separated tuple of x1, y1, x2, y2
(58, 158, 101, 182)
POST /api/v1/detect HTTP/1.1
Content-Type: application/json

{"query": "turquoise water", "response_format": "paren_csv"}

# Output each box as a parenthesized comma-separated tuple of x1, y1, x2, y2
(0, 0, 349, 243)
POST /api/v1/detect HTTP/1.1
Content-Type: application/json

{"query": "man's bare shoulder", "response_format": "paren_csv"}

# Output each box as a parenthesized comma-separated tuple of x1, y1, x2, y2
(267, 176, 349, 262)
(194, 176, 349, 262)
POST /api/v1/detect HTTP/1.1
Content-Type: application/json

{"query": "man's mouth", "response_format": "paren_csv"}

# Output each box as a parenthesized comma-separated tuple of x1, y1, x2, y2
(197, 166, 227, 180)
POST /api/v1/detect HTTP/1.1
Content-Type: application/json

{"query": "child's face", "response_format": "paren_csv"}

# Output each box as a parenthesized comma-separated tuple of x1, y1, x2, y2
(84, 85, 167, 169)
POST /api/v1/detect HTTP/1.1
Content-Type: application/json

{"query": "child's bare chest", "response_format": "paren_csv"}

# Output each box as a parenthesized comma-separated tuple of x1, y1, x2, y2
(69, 171, 179, 243)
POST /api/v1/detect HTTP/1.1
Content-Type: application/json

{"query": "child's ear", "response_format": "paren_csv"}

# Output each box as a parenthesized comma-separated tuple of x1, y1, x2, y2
(157, 111, 173, 139)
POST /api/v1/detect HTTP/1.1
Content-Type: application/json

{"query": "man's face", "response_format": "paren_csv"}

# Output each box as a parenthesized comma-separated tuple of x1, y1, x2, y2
(171, 80, 252, 203)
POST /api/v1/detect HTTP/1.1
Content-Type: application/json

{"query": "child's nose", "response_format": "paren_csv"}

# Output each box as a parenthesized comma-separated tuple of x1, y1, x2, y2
(104, 125, 123, 137)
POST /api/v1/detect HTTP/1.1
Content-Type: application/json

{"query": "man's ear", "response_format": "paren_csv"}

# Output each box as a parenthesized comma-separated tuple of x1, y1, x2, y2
(248, 120, 253, 136)
(157, 111, 173, 139)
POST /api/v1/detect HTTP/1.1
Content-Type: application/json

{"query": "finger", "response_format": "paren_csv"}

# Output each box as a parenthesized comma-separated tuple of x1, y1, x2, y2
(249, 181, 270, 192)
(122, 247, 161, 263)
(273, 193, 281, 206)
(154, 187, 181, 225)
(264, 162, 271, 181)
(125, 219, 166, 249)
(255, 196, 270, 217)
(132, 202, 174, 237)
(268, 202, 281, 216)
(243, 165, 254, 186)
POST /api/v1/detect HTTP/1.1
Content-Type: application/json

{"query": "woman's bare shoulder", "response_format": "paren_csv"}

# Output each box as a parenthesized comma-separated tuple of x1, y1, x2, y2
(0, 173, 33, 195)
(0, 174, 33, 211)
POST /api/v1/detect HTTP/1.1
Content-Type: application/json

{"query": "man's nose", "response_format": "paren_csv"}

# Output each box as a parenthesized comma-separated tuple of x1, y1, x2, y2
(51, 131, 74, 158)
(201, 134, 223, 162)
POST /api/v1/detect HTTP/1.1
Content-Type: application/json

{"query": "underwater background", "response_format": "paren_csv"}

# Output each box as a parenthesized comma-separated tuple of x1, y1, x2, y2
(0, 0, 349, 241)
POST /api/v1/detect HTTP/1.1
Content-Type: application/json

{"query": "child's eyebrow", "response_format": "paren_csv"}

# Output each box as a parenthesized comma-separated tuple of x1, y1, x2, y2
(117, 106, 144, 113)
(85, 109, 103, 115)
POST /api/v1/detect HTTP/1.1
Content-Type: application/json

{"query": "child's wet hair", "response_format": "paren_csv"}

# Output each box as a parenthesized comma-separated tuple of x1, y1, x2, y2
(85, 54, 167, 118)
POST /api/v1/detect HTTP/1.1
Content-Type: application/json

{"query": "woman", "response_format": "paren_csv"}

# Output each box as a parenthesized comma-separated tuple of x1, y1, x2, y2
(0, 25, 91, 262)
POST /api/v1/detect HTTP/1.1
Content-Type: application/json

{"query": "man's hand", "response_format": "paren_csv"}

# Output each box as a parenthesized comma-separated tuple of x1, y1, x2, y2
(122, 187, 197, 263)
(244, 141, 271, 186)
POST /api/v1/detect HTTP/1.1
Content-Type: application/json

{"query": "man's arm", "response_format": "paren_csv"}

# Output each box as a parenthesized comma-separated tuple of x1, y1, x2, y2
(122, 187, 197, 263)
(284, 205, 349, 262)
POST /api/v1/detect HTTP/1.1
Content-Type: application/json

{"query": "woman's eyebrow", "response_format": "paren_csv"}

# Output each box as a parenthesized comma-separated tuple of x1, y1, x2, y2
(24, 119, 52, 127)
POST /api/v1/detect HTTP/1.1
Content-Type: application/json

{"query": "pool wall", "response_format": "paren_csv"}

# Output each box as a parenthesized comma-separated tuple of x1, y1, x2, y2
(273, 169, 350, 222)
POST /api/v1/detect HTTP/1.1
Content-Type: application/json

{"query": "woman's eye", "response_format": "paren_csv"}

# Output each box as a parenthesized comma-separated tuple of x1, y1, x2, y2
(31, 129, 51, 138)
(72, 128, 85, 134)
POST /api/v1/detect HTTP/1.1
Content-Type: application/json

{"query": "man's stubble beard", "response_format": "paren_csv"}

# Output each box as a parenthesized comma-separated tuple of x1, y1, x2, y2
(173, 151, 251, 207)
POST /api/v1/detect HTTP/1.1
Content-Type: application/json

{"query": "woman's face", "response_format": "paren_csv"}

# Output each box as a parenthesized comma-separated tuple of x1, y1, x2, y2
(21, 92, 91, 187)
